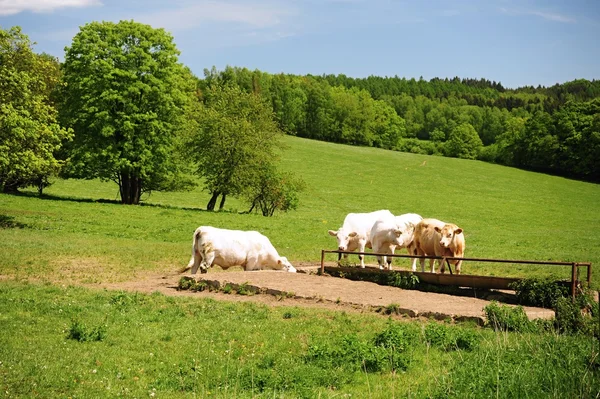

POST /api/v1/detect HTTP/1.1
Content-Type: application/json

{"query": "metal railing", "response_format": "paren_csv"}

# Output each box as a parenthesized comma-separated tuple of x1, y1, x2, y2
(320, 249, 592, 298)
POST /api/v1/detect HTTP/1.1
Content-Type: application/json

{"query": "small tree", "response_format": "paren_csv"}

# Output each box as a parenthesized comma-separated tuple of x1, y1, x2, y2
(244, 166, 304, 216)
(59, 20, 193, 204)
(187, 85, 284, 211)
(444, 122, 483, 160)
(0, 26, 71, 193)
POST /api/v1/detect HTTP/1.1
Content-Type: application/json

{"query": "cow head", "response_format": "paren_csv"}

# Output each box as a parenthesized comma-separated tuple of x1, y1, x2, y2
(278, 257, 297, 273)
(393, 225, 415, 248)
(191, 262, 209, 274)
(328, 229, 358, 251)
(434, 225, 463, 248)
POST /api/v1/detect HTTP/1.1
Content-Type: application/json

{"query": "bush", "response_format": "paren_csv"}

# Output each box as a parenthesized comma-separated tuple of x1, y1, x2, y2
(444, 122, 483, 159)
(305, 334, 387, 373)
(387, 272, 419, 289)
(374, 320, 416, 371)
(484, 301, 533, 332)
(66, 319, 106, 342)
(177, 276, 207, 292)
(509, 277, 569, 308)
(395, 138, 443, 155)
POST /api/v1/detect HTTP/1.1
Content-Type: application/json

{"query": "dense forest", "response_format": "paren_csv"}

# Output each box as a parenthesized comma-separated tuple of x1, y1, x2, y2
(202, 66, 600, 182)
(1, 22, 598, 211)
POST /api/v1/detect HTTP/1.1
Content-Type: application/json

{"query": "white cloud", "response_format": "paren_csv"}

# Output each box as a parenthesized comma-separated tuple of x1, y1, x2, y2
(498, 7, 575, 23)
(528, 10, 575, 23)
(0, 0, 102, 16)
(134, 1, 297, 33)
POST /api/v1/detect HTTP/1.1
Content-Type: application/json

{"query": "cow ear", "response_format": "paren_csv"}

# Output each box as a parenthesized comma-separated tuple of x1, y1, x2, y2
(394, 229, 402, 237)
(277, 259, 282, 265)
(328, 230, 337, 236)
(455, 228, 463, 235)
(434, 226, 441, 233)
(348, 232, 358, 237)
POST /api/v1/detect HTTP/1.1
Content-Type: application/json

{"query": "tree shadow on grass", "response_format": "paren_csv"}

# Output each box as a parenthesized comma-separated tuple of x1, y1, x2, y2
(7, 190, 216, 213)
(0, 214, 28, 229)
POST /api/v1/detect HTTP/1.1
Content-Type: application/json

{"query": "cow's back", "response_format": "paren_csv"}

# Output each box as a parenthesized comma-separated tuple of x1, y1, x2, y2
(343, 210, 394, 237)
(198, 226, 255, 267)
(395, 213, 423, 229)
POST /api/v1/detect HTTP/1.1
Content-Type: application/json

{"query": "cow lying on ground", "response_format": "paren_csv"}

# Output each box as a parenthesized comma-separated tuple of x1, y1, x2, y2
(370, 213, 423, 270)
(328, 209, 394, 268)
(410, 218, 465, 273)
(184, 226, 297, 274)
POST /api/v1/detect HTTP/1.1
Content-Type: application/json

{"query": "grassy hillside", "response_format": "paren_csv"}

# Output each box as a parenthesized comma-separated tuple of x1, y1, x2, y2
(1, 135, 599, 284)
(1, 136, 599, 398)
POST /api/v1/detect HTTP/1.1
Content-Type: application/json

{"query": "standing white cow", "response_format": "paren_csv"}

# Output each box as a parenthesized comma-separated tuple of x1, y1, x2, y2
(328, 210, 394, 268)
(185, 226, 297, 274)
(370, 213, 423, 270)
(410, 218, 465, 274)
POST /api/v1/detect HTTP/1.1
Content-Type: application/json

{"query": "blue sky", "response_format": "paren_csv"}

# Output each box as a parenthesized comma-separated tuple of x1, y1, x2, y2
(1, 0, 599, 88)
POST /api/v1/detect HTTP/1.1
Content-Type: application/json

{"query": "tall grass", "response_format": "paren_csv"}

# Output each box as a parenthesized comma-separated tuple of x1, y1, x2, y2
(1, 282, 598, 398)
(2, 135, 598, 284)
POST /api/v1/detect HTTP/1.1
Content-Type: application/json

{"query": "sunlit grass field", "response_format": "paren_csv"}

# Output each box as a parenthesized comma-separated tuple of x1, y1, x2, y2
(1, 281, 598, 398)
(1, 136, 600, 397)
(1, 135, 598, 284)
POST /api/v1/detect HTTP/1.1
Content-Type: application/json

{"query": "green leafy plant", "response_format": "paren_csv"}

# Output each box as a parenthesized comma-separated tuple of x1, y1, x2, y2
(484, 301, 533, 333)
(509, 277, 569, 308)
(66, 319, 106, 342)
(236, 282, 254, 296)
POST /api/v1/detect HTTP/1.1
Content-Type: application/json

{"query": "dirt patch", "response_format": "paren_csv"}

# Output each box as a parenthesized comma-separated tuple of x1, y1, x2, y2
(90, 265, 554, 323)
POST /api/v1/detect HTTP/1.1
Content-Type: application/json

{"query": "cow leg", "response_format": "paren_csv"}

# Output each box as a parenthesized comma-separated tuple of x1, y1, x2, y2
(455, 259, 462, 274)
(358, 241, 366, 268)
(386, 245, 395, 270)
(245, 255, 259, 271)
(438, 258, 446, 273)
(376, 254, 384, 270)
(429, 258, 436, 273)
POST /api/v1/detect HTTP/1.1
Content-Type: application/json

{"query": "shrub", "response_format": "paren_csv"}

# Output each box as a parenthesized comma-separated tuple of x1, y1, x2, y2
(484, 301, 533, 332)
(395, 138, 443, 155)
(553, 296, 599, 336)
(509, 277, 569, 308)
(424, 323, 480, 351)
(177, 277, 207, 292)
(387, 272, 419, 289)
(306, 334, 391, 373)
(236, 282, 254, 296)
(373, 320, 415, 371)
(424, 322, 451, 349)
(453, 328, 480, 351)
(66, 319, 106, 342)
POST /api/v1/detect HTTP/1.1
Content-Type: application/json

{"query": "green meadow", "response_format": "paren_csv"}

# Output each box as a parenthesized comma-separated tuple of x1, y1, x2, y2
(1, 135, 598, 284)
(1, 136, 600, 397)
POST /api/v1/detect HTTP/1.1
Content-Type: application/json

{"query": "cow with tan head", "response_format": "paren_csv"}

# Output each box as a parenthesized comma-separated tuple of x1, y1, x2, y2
(410, 218, 465, 273)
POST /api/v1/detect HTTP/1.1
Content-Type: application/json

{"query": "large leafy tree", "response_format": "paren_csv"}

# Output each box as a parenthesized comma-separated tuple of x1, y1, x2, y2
(59, 20, 193, 204)
(444, 122, 483, 160)
(0, 26, 71, 193)
(187, 85, 285, 211)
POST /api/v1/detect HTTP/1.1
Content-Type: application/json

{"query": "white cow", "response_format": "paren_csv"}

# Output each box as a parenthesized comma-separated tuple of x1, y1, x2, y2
(328, 210, 394, 268)
(410, 218, 465, 274)
(185, 226, 297, 274)
(370, 213, 423, 270)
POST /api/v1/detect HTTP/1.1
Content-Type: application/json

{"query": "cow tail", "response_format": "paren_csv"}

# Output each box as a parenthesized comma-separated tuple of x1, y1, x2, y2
(182, 229, 202, 273)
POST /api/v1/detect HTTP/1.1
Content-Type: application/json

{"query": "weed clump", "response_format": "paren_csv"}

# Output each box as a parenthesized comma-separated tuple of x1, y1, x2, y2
(424, 322, 480, 351)
(66, 319, 106, 342)
(484, 301, 532, 332)
(177, 276, 207, 292)
(509, 277, 569, 308)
